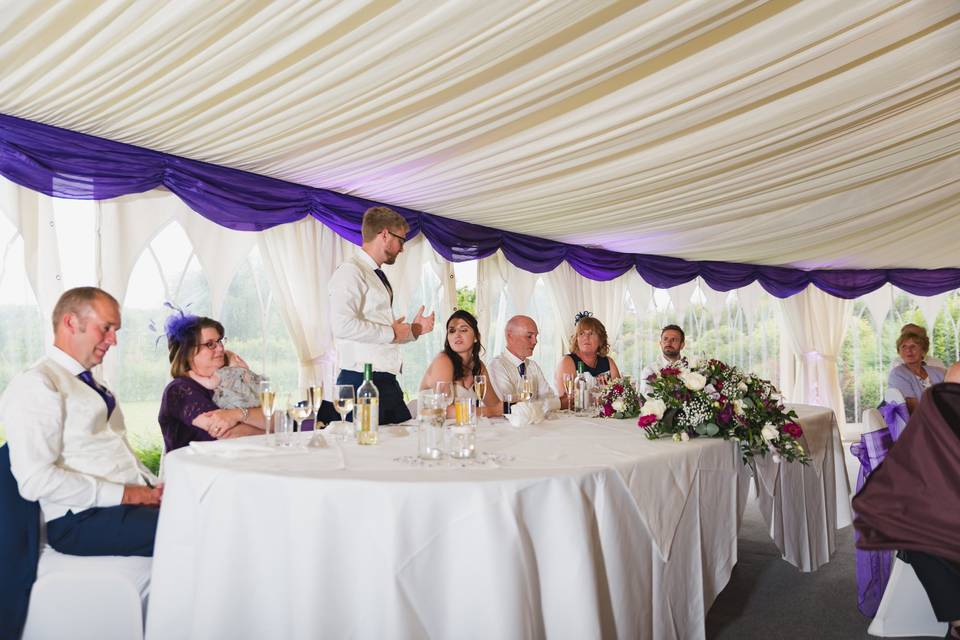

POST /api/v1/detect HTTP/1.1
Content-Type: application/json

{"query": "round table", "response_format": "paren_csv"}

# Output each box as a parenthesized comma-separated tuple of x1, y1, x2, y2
(145, 414, 758, 639)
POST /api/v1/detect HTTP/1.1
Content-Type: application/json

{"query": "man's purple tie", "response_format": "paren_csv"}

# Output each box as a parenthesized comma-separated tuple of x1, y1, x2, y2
(518, 361, 526, 377)
(374, 268, 393, 304)
(77, 371, 116, 419)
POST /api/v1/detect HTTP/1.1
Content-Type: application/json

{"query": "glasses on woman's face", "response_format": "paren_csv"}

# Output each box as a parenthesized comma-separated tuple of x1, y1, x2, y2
(200, 338, 226, 351)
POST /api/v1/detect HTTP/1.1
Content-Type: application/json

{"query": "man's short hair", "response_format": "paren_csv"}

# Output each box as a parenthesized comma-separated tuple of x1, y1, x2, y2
(51, 287, 119, 332)
(661, 324, 685, 343)
(361, 206, 409, 243)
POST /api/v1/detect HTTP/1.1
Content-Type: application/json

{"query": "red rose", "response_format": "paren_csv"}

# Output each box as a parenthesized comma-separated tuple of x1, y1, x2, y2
(613, 384, 624, 394)
(637, 414, 658, 428)
(661, 367, 681, 376)
(603, 403, 614, 417)
(783, 422, 803, 438)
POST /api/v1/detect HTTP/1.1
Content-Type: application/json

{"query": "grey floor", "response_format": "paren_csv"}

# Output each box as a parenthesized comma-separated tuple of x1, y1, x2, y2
(705, 449, 934, 640)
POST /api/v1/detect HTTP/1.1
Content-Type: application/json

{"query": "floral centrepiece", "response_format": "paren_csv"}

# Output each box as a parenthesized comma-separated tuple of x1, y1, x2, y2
(637, 358, 810, 466)
(593, 378, 643, 419)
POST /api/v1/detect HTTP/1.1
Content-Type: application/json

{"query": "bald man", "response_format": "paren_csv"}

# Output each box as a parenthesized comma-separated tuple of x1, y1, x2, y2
(488, 315, 557, 403)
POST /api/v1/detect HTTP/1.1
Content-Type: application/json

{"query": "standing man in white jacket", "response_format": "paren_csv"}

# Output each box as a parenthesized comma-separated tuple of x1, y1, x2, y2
(328, 206, 435, 424)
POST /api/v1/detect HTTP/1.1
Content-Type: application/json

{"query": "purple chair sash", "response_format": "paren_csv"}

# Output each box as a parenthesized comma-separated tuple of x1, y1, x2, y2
(849, 403, 907, 617)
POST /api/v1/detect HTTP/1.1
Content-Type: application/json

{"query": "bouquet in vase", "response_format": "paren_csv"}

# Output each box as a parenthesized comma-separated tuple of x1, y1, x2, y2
(637, 358, 810, 466)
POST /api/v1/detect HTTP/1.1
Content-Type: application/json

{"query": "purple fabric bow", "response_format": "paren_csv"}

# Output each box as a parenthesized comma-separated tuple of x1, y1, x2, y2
(878, 401, 909, 441)
(850, 427, 896, 617)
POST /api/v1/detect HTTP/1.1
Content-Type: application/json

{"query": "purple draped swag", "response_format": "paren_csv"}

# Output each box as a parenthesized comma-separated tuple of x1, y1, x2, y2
(849, 401, 909, 617)
(3, 112, 959, 299)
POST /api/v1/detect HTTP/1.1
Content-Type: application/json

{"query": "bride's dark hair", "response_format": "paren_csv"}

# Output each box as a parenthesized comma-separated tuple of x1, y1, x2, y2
(443, 309, 483, 382)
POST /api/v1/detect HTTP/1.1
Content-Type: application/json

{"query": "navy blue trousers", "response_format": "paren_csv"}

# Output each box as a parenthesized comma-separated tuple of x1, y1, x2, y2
(336, 370, 411, 425)
(46, 504, 160, 557)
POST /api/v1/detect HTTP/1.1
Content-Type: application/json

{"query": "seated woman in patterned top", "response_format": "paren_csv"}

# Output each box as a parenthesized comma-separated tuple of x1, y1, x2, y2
(158, 316, 267, 452)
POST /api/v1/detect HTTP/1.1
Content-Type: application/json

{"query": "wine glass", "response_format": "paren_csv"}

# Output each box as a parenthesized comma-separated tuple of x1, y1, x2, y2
(562, 373, 574, 413)
(333, 384, 356, 441)
(519, 375, 534, 402)
(306, 383, 326, 447)
(434, 381, 453, 419)
(473, 374, 487, 415)
(259, 379, 276, 439)
(288, 393, 313, 445)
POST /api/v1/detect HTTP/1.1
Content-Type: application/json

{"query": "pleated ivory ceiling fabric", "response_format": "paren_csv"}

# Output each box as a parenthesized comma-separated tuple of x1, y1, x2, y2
(0, 0, 958, 269)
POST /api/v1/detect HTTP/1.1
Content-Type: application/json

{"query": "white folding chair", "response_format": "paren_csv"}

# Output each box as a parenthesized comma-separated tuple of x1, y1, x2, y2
(868, 557, 948, 637)
(22, 545, 151, 640)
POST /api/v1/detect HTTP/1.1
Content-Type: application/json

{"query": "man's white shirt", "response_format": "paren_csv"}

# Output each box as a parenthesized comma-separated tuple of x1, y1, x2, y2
(0, 346, 157, 521)
(488, 350, 556, 401)
(328, 250, 406, 375)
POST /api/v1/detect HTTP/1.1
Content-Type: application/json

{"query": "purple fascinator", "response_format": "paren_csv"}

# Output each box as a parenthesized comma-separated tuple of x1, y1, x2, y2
(574, 310, 593, 323)
(148, 301, 198, 347)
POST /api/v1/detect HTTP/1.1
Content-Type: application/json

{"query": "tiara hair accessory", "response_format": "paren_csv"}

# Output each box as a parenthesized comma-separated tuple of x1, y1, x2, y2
(574, 310, 593, 323)
(148, 301, 198, 347)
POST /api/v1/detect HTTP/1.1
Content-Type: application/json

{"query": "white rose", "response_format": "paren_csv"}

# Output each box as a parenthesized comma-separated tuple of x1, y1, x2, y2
(679, 371, 706, 391)
(686, 356, 700, 369)
(672, 433, 682, 443)
(680, 432, 690, 442)
(738, 381, 748, 392)
(612, 398, 625, 413)
(761, 423, 779, 443)
(733, 399, 745, 415)
(641, 398, 666, 419)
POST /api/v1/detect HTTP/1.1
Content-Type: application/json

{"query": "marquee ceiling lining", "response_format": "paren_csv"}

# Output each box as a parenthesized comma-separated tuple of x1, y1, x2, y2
(1, 0, 957, 269)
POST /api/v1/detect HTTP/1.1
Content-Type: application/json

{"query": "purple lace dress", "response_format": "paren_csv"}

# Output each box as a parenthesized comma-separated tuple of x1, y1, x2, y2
(158, 376, 219, 452)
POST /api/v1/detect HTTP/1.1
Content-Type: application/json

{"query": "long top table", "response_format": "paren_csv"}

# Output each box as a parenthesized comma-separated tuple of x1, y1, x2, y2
(146, 406, 847, 640)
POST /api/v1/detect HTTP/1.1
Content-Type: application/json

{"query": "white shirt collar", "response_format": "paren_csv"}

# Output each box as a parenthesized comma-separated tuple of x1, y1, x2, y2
(501, 349, 526, 368)
(47, 345, 86, 375)
(356, 249, 380, 271)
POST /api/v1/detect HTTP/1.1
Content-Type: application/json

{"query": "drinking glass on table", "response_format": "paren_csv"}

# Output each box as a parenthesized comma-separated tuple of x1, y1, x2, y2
(332, 384, 355, 441)
(289, 390, 314, 433)
(519, 375, 534, 402)
(306, 383, 327, 447)
(561, 373, 574, 413)
(259, 379, 276, 441)
(473, 374, 487, 414)
(417, 389, 444, 460)
(434, 381, 453, 418)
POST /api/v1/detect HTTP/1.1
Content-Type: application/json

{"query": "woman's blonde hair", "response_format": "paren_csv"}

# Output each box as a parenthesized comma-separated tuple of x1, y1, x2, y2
(568, 316, 610, 357)
(896, 330, 929, 354)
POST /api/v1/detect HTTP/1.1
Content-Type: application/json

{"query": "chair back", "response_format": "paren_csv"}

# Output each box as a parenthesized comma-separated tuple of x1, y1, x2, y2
(884, 387, 905, 404)
(0, 444, 41, 639)
(860, 408, 886, 434)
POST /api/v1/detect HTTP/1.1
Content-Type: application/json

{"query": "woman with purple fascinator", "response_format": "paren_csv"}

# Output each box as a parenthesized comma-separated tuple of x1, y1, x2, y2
(157, 309, 268, 452)
(554, 311, 621, 409)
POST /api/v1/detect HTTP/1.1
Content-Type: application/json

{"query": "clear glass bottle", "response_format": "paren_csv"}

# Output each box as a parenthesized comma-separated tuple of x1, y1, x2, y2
(355, 363, 380, 445)
(573, 361, 589, 415)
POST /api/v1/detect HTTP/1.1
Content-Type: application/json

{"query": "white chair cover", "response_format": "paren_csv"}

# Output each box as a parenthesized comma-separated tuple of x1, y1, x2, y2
(22, 546, 151, 640)
(861, 408, 887, 434)
(868, 557, 948, 638)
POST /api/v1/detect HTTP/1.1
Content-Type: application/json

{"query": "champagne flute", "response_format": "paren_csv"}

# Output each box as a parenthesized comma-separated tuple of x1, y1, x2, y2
(259, 379, 276, 438)
(562, 373, 574, 413)
(307, 382, 327, 447)
(473, 374, 487, 414)
(333, 384, 356, 441)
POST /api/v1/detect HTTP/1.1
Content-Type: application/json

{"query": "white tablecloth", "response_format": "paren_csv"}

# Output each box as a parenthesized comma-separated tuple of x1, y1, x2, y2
(752, 403, 853, 572)
(146, 416, 748, 640)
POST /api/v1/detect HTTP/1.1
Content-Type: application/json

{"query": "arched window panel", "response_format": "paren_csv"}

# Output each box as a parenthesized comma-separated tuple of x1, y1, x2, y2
(51, 198, 97, 290)
(397, 261, 447, 399)
(220, 245, 299, 392)
(0, 217, 44, 396)
(112, 222, 210, 452)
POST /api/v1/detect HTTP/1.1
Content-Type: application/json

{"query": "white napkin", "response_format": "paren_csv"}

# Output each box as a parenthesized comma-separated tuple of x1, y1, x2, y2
(188, 435, 300, 457)
(506, 401, 546, 427)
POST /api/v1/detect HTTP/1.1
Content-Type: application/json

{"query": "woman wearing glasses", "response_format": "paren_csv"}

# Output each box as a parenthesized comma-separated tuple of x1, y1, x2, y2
(158, 315, 267, 452)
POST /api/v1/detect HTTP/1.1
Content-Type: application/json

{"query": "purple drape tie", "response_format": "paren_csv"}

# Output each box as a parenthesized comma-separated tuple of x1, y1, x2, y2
(850, 420, 902, 618)
(878, 401, 909, 441)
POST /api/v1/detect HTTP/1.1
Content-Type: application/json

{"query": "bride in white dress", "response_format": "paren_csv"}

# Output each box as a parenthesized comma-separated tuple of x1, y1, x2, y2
(420, 310, 503, 417)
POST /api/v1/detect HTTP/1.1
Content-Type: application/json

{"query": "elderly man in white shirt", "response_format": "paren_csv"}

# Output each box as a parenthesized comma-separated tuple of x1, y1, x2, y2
(488, 315, 556, 406)
(0, 287, 161, 557)
(328, 206, 435, 424)
(640, 324, 688, 396)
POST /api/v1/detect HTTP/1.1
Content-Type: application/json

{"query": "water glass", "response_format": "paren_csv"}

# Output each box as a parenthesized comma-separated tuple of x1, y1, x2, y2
(275, 409, 294, 447)
(417, 390, 445, 460)
(447, 398, 477, 459)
